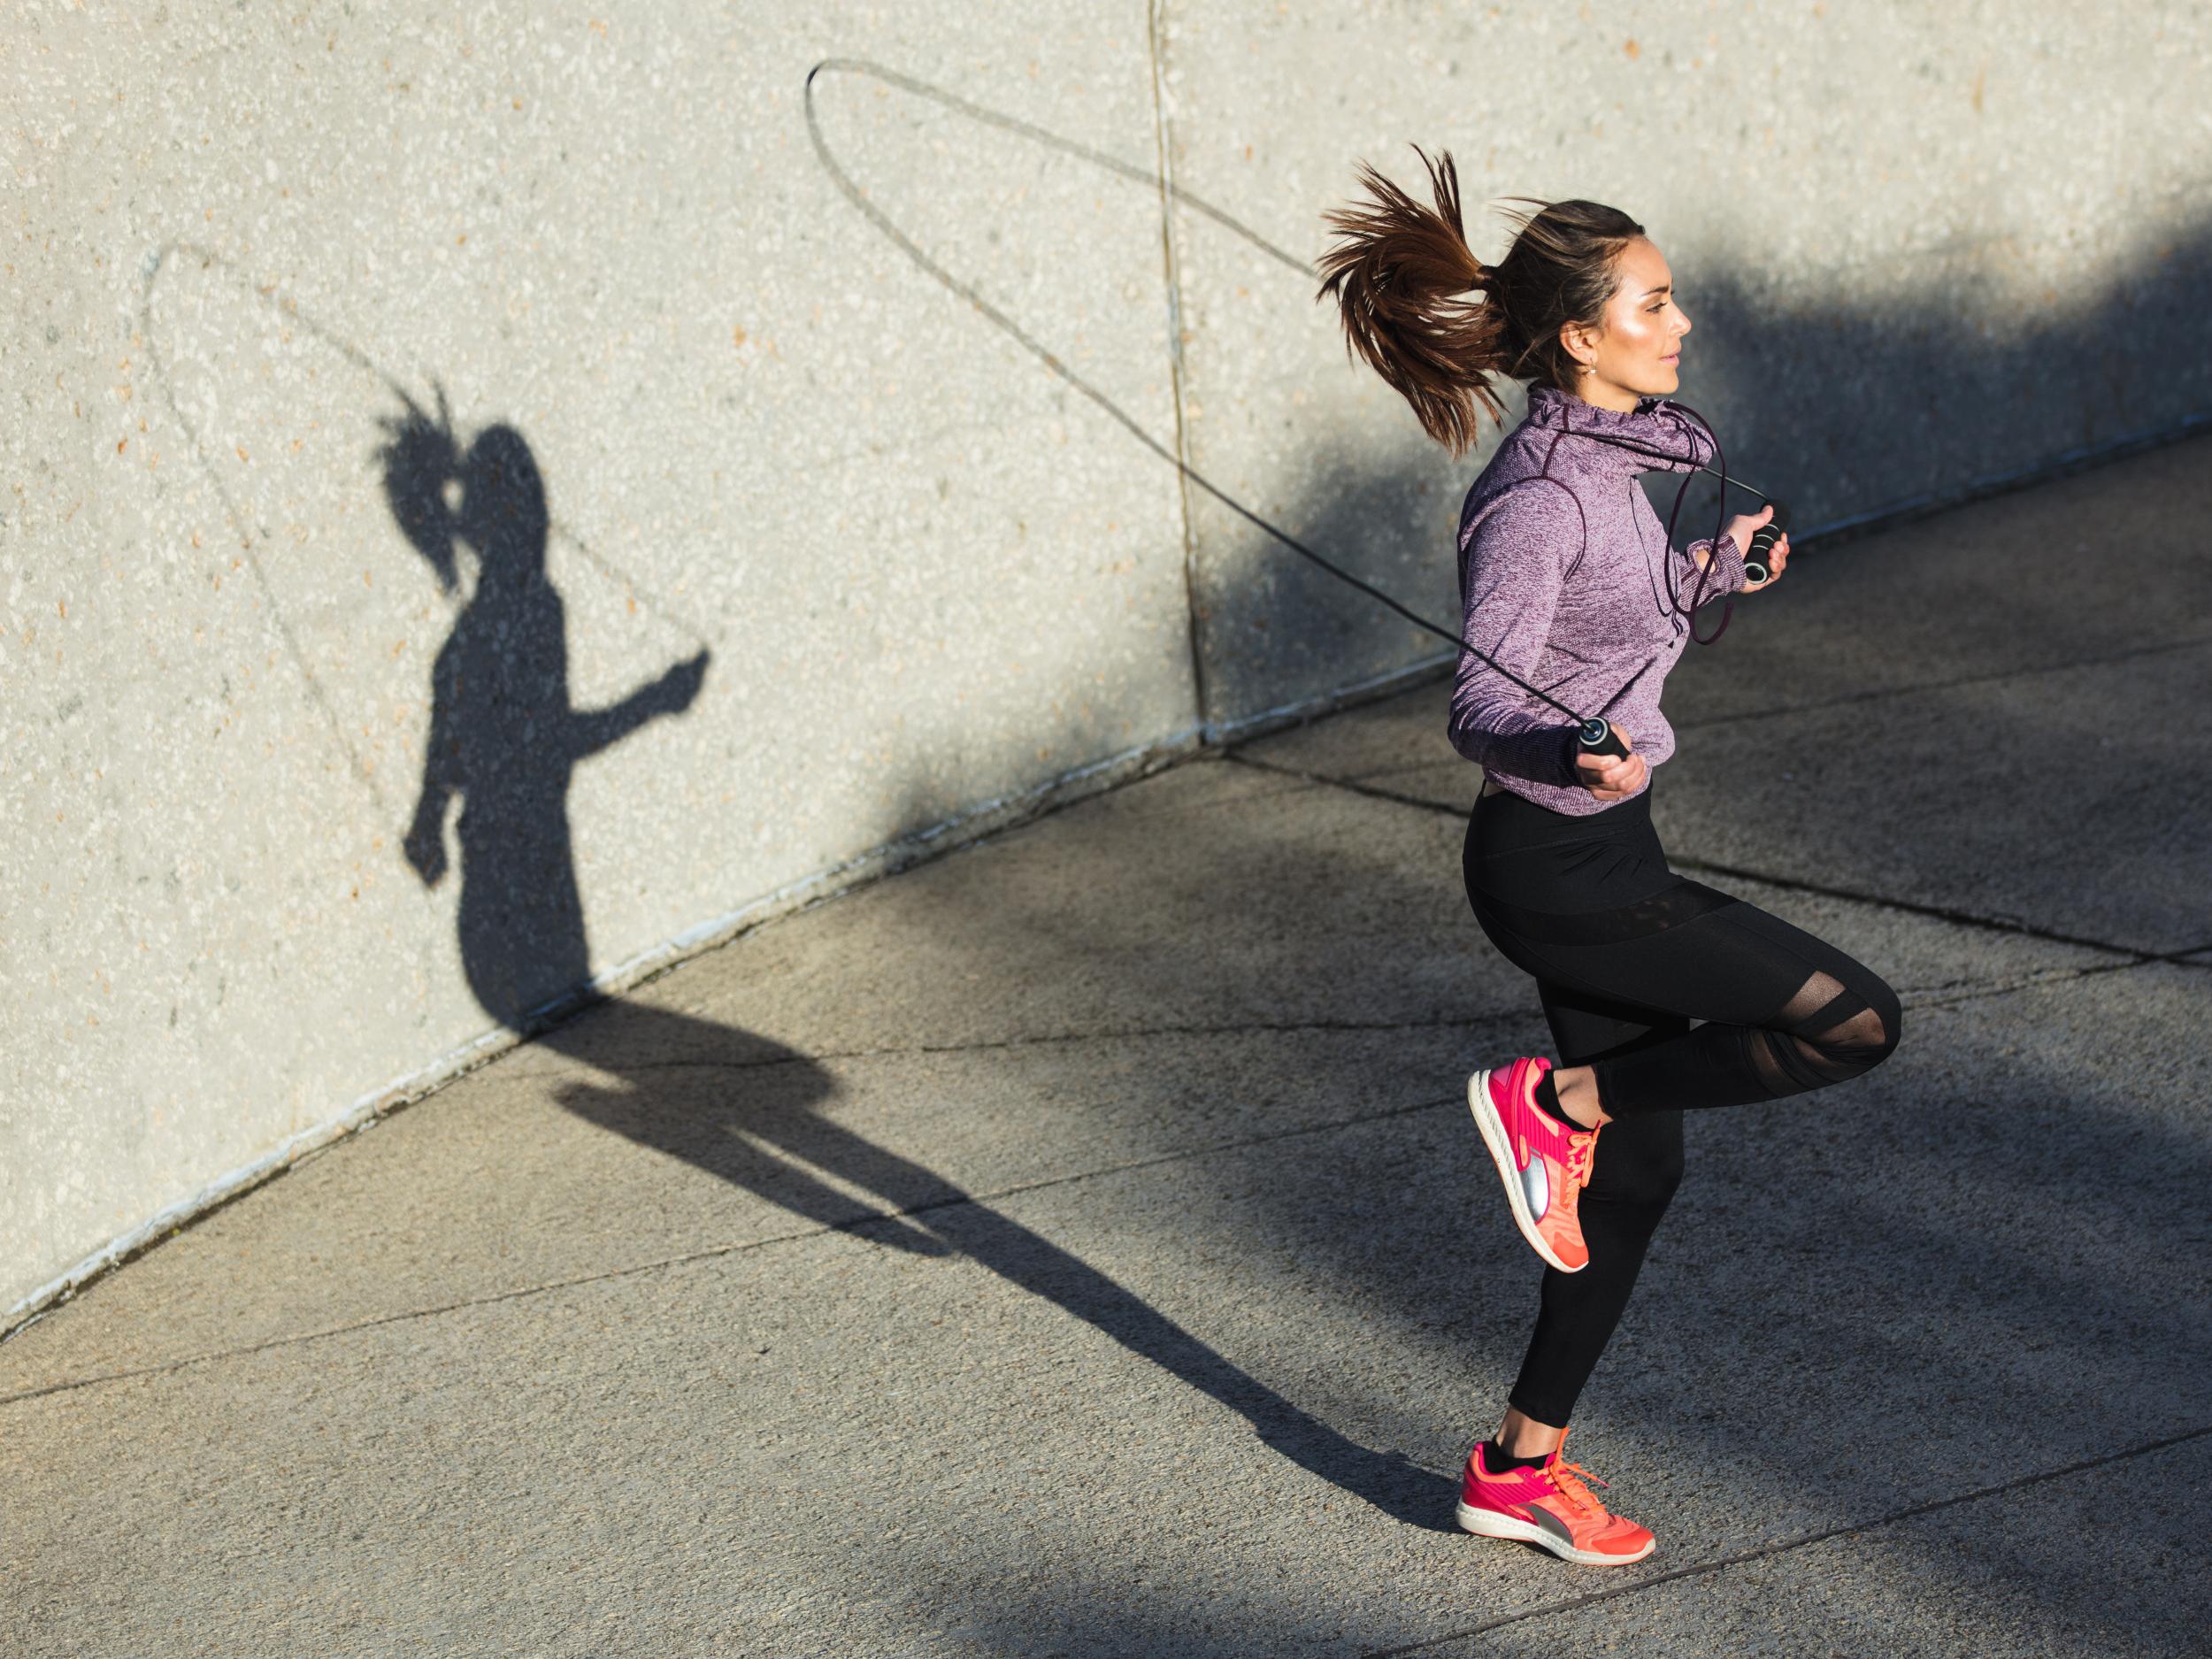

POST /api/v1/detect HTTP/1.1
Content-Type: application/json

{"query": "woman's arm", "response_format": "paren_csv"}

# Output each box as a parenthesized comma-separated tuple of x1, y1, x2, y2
(565, 649, 710, 764)
(404, 637, 463, 885)
(1448, 482, 1584, 788)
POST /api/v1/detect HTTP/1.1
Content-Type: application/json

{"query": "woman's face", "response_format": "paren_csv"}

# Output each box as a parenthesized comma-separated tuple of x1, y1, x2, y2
(1563, 236, 1692, 411)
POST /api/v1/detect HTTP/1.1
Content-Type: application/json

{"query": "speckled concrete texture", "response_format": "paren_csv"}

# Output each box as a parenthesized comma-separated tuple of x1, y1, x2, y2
(1161, 3, 2212, 723)
(4, 6, 1194, 1316)
(4, 0, 2208, 1391)
(4, 443, 2209, 1651)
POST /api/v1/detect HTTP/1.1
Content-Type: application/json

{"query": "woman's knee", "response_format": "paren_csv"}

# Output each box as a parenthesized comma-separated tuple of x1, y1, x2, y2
(1761, 964, 1901, 1092)
(1819, 973, 1902, 1079)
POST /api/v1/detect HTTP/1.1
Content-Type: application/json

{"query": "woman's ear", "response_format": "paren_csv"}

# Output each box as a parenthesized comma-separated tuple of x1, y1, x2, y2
(1557, 319, 1599, 373)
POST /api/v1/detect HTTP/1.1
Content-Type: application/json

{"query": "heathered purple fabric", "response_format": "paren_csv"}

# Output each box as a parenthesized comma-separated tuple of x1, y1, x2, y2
(1449, 382, 1748, 817)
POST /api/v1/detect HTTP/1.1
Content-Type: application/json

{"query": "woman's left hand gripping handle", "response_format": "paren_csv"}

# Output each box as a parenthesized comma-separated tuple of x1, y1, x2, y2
(1575, 723, 1647, 803)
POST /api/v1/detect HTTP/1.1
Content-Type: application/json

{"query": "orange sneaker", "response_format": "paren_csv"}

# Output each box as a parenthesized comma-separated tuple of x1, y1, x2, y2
(1467, 1055, 1599, 1272)
(1455, 1431, 1655, 1566)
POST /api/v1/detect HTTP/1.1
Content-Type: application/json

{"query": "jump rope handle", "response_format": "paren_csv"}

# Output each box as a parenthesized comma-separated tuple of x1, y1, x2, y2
(1743, 500, 1790, 586)
(1577, 497, 1784, 764)
(1577, 718, 1630, 763)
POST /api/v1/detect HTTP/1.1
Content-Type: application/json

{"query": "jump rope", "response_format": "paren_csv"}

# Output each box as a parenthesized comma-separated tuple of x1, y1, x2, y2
(803, 59, 1790, 769)
(149, 65, 1788, 805)
(139, 242, 721, 817)
(1302, 405, 1791, 764)
(1528, 416, 1792, 763)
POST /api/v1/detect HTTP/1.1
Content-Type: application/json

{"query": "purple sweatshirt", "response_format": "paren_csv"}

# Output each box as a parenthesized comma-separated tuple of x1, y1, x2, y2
(1448, 383, 1749, 816)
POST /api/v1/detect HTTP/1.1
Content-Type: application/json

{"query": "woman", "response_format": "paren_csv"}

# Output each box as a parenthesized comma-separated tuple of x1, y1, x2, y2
(1317, 152, 1901, 1566)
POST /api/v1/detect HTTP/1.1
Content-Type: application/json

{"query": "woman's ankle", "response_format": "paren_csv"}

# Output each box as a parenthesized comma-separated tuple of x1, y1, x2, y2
(1552, 1064, 1607, 1130)
(1496, 1408, 1565, 1460)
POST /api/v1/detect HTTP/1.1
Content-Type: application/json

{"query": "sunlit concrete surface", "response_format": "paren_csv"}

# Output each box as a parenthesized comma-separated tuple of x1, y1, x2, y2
(4, 440, 2208, 1656)
(7, 2, 2210, 1323)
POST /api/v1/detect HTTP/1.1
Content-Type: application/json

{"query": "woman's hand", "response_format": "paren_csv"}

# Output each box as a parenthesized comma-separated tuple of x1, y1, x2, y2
(659, 649, 710, 710)
(403, 813, 449, 886)
(1574, 726, 1647, 803)
(1724, 504, 1790, 593)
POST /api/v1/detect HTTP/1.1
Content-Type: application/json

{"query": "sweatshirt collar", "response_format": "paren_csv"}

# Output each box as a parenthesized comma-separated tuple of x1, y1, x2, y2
(1522, 382, 1692, 473)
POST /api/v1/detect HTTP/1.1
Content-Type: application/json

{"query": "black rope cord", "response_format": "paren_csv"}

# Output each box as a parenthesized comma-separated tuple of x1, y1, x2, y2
(804, 59, 1774, 741)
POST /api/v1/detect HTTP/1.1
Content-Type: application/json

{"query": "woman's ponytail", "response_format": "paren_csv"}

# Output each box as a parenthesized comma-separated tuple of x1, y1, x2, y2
(1317, 150, 1646, 455)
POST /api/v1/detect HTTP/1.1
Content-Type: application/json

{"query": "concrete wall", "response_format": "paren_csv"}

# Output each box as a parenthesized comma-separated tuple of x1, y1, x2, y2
(6, 1, 2208, 1323)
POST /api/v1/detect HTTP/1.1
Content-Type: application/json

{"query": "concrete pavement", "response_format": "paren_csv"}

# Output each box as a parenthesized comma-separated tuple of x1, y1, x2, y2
(4, 434, 2208, 1656)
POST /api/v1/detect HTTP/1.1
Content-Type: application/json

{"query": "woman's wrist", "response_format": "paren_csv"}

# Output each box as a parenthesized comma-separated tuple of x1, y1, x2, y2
(1691, 531, 1740, 565)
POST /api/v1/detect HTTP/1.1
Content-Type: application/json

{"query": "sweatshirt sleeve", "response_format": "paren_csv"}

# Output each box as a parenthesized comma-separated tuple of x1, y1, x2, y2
(1448, 481, 1583, 788)
(1680, 530, 1749, 598)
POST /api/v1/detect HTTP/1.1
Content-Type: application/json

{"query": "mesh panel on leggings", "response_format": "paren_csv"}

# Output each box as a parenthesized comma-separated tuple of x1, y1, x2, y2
(1744, 971, 1893, 1094)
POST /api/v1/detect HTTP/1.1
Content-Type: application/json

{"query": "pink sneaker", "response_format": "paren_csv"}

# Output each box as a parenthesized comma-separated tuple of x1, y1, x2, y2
(1455, 1432, 1655, 1566)
(1467, 1056, 1599, 1272)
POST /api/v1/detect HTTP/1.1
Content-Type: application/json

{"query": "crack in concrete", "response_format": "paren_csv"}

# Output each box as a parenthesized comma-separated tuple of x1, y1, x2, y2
(1362, 1421, 2212, 1657)
(1226, 753, 2210, 966)
(1240, 634, 2212, 791)
(8, 947, 2180, 1409)
(0, 1092, 1460, 1410)
(506, 950, 2178, 1083)
(497, 1010, 1532, 1083)
(1901, 956, 2197, 1011)
(1668, 632, 2212, 734)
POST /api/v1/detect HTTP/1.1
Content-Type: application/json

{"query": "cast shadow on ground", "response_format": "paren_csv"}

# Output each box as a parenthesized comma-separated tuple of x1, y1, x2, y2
(381, 403, 1454, 1531)
(382, 76, 2212, 1636)
(798, 731, 2212, 1655)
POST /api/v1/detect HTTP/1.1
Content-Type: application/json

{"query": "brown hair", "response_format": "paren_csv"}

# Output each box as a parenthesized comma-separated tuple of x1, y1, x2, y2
(1316, 149, 1646, 454)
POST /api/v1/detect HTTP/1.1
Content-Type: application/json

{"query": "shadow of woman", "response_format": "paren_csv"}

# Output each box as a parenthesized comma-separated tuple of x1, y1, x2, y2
(380, 393, 708, 1024)
(541, 1017, 1455, 1529)
(380, 388, 1450, 1529)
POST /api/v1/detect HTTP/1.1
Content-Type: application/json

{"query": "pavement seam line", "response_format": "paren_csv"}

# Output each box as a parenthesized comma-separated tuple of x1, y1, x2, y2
(1667, 632, 2212, 734)
(1360, 1421, 2212, 1658)
(498, 962, 2124, 1084)
(0, 1093, 1462, 1409)
(1225, 753, 2207, 964)
(3, 956, 2162, 1403)
(495, 1010, 1532, 1080)
(1321, 634, 2212, 777)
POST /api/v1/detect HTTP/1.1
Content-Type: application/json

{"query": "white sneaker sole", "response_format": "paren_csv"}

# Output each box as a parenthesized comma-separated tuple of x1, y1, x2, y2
(1467, 1067, 1580, 1274)
(1455, 1498, 1655, 1566)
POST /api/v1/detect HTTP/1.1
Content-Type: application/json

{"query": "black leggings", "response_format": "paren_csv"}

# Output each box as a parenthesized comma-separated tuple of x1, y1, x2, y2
(1463, 781, 1902, 1427)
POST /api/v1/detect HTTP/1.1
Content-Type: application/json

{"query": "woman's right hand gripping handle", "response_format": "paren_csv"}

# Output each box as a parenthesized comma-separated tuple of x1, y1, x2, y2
(1576, 723, 1647, 803)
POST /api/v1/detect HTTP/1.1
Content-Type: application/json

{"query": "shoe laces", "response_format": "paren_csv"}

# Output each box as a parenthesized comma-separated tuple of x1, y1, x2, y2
(1547, 1456, 1611, 1520)
(1563, 1121, 1600, 1190)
